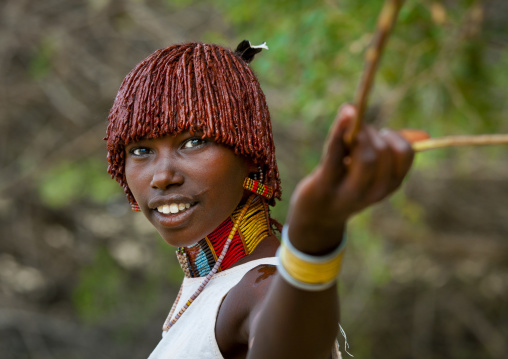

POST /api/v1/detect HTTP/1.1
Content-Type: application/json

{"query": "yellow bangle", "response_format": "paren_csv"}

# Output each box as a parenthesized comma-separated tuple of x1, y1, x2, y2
(277, 226, 346, 291)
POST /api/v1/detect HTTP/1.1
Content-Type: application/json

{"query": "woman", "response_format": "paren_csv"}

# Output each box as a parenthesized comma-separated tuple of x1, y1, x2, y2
(105, 41, 415, 359)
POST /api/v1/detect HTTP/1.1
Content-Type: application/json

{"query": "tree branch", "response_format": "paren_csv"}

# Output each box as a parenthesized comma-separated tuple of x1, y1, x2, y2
(346, 0, 405, 144)
(413, 134, 508, 152)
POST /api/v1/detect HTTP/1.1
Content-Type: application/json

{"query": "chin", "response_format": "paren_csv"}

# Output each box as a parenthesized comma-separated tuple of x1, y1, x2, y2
(157, 228, 206, 248)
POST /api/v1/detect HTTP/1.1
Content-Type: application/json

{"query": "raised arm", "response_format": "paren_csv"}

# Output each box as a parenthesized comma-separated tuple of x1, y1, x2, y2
(247, 104, 417, 359)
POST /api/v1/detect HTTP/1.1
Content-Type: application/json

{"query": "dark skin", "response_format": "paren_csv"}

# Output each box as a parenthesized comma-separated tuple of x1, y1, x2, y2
(125, 105, 422, 359)
(124, 130, 257, 248)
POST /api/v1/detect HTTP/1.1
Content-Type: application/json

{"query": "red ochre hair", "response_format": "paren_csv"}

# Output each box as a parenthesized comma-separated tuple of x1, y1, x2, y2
(105, 42, 281, 206)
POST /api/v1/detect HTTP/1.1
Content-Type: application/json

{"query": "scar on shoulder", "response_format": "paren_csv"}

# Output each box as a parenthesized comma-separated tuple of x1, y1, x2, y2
(253, 264, 277, 286)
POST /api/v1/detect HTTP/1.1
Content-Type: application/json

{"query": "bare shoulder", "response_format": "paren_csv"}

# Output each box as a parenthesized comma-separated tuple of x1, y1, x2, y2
(215, 263, 278, 357)
(236, 263, 278, 299)
(222, 262, 278, 321)
(215, 237, 279, 358)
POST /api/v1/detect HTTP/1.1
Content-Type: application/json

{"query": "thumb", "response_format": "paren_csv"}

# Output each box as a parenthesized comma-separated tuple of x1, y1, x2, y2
(321, 104, 357, 184)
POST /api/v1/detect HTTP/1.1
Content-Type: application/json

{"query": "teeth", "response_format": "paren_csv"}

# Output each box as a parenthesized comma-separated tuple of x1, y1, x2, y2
(157, 203, 192, 214)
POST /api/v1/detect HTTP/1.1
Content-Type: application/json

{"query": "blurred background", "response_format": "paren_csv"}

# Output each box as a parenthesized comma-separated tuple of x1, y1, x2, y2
(1, 0, 507, 358)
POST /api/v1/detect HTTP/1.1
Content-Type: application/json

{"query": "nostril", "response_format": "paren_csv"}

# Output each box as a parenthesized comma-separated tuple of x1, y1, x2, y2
(150, 169, 184, 189)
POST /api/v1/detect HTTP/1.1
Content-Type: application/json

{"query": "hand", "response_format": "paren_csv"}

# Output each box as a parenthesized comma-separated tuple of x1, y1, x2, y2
(286, 104, 424, 254)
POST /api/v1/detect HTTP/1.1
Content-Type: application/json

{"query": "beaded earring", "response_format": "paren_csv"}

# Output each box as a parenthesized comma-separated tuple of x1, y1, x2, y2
(131, 202, 141, 212)
(243, 167, 273, 199)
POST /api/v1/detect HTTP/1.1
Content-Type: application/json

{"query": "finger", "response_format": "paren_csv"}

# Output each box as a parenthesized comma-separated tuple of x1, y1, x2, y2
(361, 127, 395, 203)
(380, 129, 415, 183)
(320, 104, 356, 186)
(340, 125, 380, 199)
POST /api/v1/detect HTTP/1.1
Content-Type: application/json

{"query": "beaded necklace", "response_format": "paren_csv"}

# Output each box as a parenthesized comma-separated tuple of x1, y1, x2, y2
(163, 195, 272, 331)
(175, 197, 271, 278)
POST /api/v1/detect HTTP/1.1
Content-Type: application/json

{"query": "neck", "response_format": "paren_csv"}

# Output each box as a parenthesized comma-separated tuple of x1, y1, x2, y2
(176, 198, 271, 278)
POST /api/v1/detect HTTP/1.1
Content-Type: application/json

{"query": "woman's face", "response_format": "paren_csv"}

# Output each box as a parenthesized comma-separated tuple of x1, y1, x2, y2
(125, 131, 254, 247)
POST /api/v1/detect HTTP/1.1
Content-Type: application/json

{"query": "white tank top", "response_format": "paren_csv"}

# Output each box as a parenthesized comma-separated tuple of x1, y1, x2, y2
(147, 256, 342, 359)
(148, 257, 278, 359)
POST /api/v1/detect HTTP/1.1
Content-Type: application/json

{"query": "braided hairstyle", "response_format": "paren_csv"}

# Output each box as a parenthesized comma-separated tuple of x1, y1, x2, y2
(105, 42, 281, 207)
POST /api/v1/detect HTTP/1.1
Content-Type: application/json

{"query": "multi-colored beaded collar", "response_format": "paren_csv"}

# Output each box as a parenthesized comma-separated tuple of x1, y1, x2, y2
(175, 197, 272, 278)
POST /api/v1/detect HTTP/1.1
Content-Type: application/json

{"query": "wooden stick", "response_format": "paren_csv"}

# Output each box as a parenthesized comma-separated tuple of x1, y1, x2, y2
(413, 134, 508, 152)
(346, 0, 405, 145)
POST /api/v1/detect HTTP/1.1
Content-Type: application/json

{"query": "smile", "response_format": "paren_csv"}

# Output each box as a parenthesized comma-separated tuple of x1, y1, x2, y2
(157, 203, 192, 214)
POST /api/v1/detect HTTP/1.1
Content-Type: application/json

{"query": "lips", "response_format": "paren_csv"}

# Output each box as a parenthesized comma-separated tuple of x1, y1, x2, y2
(149, 195, 198, 228)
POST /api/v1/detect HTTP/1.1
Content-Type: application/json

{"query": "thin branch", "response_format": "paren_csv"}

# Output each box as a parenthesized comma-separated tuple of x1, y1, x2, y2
(413, 134, 508, 152)
(346, 0, 405, 145)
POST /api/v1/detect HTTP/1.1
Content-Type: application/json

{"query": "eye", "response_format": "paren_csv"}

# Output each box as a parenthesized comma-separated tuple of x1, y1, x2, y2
(129, 147, 152, 156)
(182, 137, 206, 149)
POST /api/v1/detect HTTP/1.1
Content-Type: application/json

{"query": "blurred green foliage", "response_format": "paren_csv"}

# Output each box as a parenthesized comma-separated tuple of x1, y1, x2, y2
(73, 247, 127, 324)
(29, 37, 55, 80)
(74, 239, 181, 329)
(194, 0, 507, 136)
(38, 158, 122, 208)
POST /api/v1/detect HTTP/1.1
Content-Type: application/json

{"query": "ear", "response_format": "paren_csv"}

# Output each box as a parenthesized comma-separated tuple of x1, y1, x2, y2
(245, 159, 259, 176)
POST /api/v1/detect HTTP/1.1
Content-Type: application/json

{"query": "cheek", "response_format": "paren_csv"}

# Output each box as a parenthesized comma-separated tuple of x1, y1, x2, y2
(227, 157, 250, 188)
(124, 161, 145, 199)
(205, 155, 249, 199)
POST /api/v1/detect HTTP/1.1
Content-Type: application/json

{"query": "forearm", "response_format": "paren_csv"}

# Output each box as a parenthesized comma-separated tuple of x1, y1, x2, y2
(247, 224, 345, 359)
(245, 104, 415, 358)
(247, 274, 339, 359)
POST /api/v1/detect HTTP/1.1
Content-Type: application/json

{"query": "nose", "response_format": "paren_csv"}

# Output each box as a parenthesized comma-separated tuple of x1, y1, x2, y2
(150, 156, 184, 190)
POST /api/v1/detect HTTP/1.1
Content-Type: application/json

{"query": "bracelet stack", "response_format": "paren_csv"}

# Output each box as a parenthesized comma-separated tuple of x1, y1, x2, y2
(277, 226, 346, 291)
